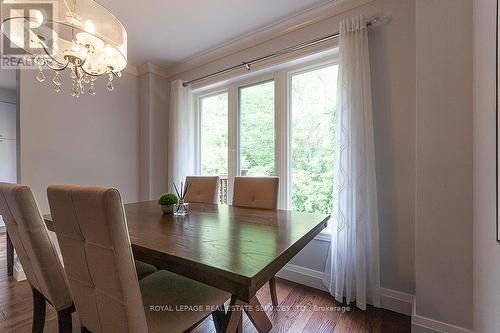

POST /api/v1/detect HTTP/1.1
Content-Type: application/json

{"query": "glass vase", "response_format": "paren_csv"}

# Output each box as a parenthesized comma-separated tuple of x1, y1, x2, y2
(173, 200, 189, 217)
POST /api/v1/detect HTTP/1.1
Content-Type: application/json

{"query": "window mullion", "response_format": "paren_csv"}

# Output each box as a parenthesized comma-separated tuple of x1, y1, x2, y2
(275, 71, 289, 210)
(227, 85, 238, 205)
(194, 96, 201, 175)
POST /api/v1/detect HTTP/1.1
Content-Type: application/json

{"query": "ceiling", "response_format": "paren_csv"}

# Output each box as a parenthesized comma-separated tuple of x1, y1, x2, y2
(98, 0, 332, 68)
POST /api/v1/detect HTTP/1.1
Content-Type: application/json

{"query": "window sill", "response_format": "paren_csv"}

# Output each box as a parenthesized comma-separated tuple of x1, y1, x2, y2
(314, 226, 332, 242)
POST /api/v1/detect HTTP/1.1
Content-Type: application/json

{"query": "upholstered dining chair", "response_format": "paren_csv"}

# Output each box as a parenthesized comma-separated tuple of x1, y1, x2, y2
(232, 176, 279, 210)
(184, 176, 220, 204)
(47, 184, 230, 333)
(0, 183, 74, 333)
(232, 176, 280, 307)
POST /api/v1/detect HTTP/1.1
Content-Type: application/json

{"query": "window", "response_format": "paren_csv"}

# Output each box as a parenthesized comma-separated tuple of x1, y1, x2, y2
(290, 65, 338, 214)
(200, 92, 228, 176)
(239, 80, 275, 176)
(194, 54, 338, 215)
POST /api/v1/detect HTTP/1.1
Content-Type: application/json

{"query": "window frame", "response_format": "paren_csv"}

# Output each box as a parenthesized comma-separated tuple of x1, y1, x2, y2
(192, 53, 338, 234)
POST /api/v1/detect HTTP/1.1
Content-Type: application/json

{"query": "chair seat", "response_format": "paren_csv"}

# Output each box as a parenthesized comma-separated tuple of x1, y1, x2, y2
(140, 270, 230, 333)
(135, 260, 158, 280)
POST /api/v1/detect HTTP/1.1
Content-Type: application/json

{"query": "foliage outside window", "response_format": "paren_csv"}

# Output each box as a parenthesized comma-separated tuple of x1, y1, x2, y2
(239, 80, 275, 176)
(201, 92, 228, 176)
(290, 65, 338, 215)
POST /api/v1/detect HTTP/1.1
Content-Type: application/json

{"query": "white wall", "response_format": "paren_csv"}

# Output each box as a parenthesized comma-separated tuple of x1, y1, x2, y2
(473, 0, 500, 332)
(19, 70, 140, 212)
(157, 0, 417, 296)
(139, 72, 169, 200)
(414, 0, 473, 330)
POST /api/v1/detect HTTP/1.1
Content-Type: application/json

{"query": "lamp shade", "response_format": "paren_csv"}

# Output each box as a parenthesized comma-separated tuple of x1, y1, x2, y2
(1, 0, 127, 75)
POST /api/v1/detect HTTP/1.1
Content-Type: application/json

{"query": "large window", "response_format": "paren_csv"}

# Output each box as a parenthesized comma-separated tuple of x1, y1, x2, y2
(195, 55, 338, 215)
(239, 80, 275, 176)
(200, 92, 228, 176)
(290, 65, 338, 214)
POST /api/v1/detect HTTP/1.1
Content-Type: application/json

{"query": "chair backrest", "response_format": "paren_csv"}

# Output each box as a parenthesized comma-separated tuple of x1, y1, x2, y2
(0, 183, 72, 311)
(47, 185, 147, 333)
(184, 176, 220, 204)
(232, 176, 279, 210)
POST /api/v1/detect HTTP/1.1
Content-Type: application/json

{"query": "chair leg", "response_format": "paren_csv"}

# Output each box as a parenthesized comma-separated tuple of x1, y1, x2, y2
(7, 232, 14, 276)
(81, 327, 91, 333)
(31, 288, 46, 333)
(269, 276, 278, 307)
(57, 306, 74, 333)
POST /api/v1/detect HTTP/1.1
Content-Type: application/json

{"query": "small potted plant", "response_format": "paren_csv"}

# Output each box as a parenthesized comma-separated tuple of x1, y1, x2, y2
(158, 192, 178, 214)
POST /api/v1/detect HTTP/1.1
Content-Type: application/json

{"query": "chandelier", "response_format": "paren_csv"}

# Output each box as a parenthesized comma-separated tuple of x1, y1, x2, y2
(1, 0, 127, 97)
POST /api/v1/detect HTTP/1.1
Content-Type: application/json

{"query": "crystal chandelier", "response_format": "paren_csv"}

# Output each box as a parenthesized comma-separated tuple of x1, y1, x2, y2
(1, 0, 127, 97)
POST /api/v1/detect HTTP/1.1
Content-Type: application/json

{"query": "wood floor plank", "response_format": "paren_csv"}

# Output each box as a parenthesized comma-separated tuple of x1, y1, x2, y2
(301, 292, 343, 332)
(269, 285, 316, 333)
(0, 234, 410, 333)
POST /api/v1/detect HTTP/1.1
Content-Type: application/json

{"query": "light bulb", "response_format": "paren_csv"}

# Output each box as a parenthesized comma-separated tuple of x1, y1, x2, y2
(79, 47, 88, 59)
(84, 20, 95, 34)
(104, 44, 113, 57)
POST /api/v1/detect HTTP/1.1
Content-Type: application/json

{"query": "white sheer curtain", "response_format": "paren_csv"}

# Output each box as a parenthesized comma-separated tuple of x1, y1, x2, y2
(322, 15, 380, 310)
(167, 80, 196, 191)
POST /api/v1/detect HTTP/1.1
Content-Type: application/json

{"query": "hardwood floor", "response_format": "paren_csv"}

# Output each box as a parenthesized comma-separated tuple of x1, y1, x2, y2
(0, 233, 410, 332)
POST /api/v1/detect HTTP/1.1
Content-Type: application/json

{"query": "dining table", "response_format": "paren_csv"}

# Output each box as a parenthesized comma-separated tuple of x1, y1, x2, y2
(9, 200, 329, 333)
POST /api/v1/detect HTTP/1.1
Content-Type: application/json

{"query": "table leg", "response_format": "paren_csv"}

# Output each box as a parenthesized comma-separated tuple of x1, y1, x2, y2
(7, 231, 14, 276)
(225, 296, 243, 333)
(244, 296, 272, 333)
(224, 295, 272, 333)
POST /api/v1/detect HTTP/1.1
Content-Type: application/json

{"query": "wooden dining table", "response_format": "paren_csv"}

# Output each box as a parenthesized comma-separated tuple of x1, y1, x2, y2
(10, 200, 329, 333)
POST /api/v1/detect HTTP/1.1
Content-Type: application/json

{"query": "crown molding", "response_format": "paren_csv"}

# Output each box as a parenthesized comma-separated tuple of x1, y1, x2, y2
(123, 64, 139, 76)
(161, 0, 375, 78)
(137, 62, 170, 78)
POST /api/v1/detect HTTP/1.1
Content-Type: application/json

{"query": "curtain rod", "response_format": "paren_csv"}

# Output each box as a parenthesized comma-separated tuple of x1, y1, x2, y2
(183, 17, 380, 87)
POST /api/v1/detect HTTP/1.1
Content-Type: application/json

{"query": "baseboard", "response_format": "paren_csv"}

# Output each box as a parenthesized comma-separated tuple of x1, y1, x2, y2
(412, 301, 473, 333)
(379, 287, 414, 316)
(276, 263, 414, 316)
(277, 263, 329, 292)
(411, 315, 473, 333)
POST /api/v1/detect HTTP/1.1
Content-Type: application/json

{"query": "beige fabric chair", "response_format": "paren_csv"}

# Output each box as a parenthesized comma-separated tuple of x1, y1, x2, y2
(0, 183, 74, 332)
(232, 176, 279, 210)
(232, 176, 280, 307)
(47, 184, 230, 333)
(184, 176, 220, 204)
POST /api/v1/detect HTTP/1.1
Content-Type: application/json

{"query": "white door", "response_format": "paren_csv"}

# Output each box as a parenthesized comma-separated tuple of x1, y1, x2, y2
(0, 101, 16, 140)
(0, 139, 16, 183)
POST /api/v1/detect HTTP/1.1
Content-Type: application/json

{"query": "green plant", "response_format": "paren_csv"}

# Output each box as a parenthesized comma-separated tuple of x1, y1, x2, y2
(158, 193, 178, 206)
